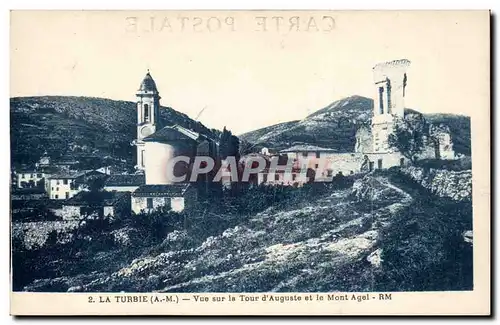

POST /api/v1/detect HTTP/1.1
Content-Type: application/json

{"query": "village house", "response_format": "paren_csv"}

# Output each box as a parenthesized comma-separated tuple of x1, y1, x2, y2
(280, 145, 339, 175)
(15, 169, 46, 189)
(52, 191, 131, 220)
(45, 170, 106, 200)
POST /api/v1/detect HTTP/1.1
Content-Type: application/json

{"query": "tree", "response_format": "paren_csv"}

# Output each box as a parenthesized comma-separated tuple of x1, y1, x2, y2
(238, 139, 255, 156)
(388, 117, 426, 163)
(219, 127, 232, 159)
(219, 127, 241, 160)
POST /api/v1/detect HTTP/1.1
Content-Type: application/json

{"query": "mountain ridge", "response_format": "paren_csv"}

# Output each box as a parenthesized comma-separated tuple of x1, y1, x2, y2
(240, 95, 471, 155)
(10, 95, 471, 169)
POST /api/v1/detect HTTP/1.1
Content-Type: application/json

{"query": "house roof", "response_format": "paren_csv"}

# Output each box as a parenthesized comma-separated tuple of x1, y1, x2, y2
(16, 169, 42, 174)
(132, 183, 191, 197)
(48, 170, 103, 180)
(105, 174, 145, 187)
(53, 160, 79, 165)
(39, 166, 60, 174)
(280, 145, 338, 153)
(64, 191, 128, 206)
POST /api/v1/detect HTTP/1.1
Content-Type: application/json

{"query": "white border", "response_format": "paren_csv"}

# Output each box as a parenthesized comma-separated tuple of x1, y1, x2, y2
(2, 1, 497, 324)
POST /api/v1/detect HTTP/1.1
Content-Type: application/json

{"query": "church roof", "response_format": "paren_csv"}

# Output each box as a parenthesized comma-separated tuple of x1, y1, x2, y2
(143, 125, 201, 144)
(138, 71, 158, 92)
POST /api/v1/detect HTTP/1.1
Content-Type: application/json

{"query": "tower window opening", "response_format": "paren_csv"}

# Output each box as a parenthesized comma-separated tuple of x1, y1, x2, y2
(386, 79, 392, 113)
(144, 104, 150, 122)
(403, 73, 407, 97)
(378, 87, 384, 114)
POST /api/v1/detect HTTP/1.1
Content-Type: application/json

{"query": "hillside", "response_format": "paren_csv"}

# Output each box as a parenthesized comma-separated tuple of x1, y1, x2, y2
(10, 96, 219, 168)
(14, 171, 472, 292)
(240, 96, 471, 155)
(240, 96, 372, 152)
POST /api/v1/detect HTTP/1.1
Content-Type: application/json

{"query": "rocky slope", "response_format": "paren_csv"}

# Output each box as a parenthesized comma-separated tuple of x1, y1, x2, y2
(399, 166, 472, 202)
(17, 169, 473, 292)
(24, 174, 413, 292)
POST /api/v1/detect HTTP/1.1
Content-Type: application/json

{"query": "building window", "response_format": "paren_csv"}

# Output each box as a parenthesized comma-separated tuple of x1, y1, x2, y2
(315, 164, 319, 169)
(377, 159, 383, 169)
(63, 179, 68, 185)
(37, 173, 42, 178)
(144, 104, 150, 122)
(65, 192, 70, 199)
(378, 86, 384, 114)
(30, 174, 34, 178)
(147, 198, 153, 209)
(55, 194, 59, 199)
(350, 170, 354, 175)
(302, 152, 308, 157)
(327, 170, 333, 177)
(292, 174, 296, 181)
(315, 152, 320, 158)
(51, 187, 54, 190)
(263, 174, 268, 182)
(56, 180, 60, 185)
(21, 174, 25, 179)
(275, 174, 280, 181)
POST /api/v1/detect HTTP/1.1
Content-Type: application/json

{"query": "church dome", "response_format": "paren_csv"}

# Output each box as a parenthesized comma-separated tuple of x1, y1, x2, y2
(138, 71, 158, 92)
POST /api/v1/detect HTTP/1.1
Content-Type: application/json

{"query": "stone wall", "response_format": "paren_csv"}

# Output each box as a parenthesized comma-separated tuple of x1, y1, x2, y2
(400, 166, 472, 201)
(365, 152, 405, 170)
(12, 220, 80, 250)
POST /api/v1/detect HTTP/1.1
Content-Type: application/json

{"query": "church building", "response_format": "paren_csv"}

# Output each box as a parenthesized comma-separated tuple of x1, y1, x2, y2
(131, 71, 220, 214)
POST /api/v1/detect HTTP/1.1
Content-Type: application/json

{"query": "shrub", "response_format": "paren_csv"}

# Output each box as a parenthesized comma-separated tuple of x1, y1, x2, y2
(414, 157, 472, 171)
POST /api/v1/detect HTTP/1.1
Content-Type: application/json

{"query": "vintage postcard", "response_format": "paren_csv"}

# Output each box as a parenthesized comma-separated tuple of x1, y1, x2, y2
(9, 10, 490, 315)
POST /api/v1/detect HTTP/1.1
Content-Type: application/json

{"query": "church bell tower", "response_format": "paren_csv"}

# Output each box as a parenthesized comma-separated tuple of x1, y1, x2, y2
(135, 70, 161, 171)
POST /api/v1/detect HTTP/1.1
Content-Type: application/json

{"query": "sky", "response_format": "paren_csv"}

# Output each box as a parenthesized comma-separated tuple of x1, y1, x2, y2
(10, 11, 489, 134)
